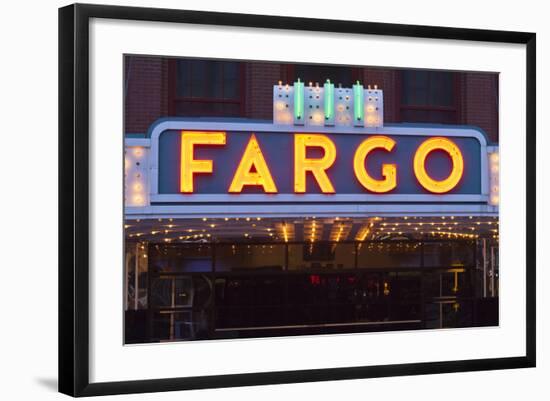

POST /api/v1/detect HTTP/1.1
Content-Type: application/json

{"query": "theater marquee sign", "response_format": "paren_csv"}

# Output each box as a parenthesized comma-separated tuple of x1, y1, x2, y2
(124, 119, 499, 217)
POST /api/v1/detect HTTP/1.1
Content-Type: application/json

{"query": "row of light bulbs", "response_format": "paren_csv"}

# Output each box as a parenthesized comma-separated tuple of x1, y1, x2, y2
(125, 215, 498, 242)
(125, 215, 497, 223)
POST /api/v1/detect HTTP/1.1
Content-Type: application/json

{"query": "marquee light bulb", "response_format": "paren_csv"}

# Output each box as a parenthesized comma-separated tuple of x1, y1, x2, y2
(312, 112, 324, 124)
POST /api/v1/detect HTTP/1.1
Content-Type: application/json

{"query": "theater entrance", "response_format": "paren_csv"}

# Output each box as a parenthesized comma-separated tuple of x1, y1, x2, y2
(124, 216, 499, 343)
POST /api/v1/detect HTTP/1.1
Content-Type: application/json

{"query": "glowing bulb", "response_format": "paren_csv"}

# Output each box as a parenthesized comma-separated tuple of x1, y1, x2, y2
(312, 112, 324, 123)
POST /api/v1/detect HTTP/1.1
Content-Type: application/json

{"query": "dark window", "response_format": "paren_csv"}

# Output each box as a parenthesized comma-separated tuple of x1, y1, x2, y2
(400, 70, 459, 124)
(170, 59, 244, 117)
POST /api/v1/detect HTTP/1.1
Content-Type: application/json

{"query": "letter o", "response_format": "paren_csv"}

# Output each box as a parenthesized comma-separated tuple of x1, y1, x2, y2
(413, 137, 464, 193)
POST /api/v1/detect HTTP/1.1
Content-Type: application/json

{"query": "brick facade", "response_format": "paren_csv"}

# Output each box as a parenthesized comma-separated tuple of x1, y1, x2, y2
(461, 73, 499, 142)
(124, 57, 498, 142)
(244, 63, 282, 120)
(124, 57, 168, 133)
(361, 68, 399, 123)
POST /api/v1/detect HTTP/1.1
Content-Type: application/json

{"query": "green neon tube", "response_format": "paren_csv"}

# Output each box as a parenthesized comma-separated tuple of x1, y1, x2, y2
(294, 79, 304, 121)
(324, 79, 334, 120)
(353, 80, 364, 123)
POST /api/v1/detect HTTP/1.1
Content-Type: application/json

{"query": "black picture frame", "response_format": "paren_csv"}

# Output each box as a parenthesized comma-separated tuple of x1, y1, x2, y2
(58, 3, 536, 397)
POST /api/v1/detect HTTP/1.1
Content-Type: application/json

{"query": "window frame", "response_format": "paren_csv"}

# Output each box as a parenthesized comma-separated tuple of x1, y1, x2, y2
(396, 70, 462, 124)
(168, 58, 246, 117)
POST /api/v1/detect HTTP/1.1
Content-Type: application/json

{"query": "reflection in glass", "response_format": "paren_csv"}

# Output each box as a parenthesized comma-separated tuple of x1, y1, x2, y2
(215, 244, 285, 272)
(357, 241, 421, 268)
(148, 243, 212, 273)
(288, 242, 355, 270)
(423, 241, 475, 267)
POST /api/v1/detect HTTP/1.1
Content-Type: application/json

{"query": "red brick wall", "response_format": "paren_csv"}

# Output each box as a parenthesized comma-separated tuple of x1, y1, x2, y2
(362, 68, 399, 123)
(244, 63, 282, 120)
(124, 56, 499, 143)
(460, 73, 499, 142)
(124, 57, 168, 133)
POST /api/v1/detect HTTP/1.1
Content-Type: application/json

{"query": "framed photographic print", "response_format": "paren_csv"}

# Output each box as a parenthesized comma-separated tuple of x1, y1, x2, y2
(58, 3, 536, 397)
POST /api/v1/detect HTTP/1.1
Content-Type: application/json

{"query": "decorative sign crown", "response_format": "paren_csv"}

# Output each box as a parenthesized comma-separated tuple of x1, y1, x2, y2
(273, 79, 384, 128)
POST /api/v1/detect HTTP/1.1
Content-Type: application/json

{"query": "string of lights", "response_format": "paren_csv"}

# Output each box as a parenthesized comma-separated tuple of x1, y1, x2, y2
(125, 215, 499, 244)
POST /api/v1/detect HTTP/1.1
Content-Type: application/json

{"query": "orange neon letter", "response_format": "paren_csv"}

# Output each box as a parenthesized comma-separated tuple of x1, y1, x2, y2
(353, 136, 397, 193)
(229, 134, 278, 193)
(413, 137, 464, 193)
(294, 134, 336, 193)
(180, 131, 226, 193)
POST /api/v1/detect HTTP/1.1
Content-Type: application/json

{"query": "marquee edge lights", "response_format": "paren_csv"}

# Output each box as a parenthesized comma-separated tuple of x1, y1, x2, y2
(125, 146, 149, 206)
(488, 151, 499, 206)
(179, 131, 466, 195)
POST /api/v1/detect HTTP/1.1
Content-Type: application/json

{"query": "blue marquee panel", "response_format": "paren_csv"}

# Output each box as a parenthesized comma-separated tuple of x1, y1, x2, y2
(157, 130, 481, 196)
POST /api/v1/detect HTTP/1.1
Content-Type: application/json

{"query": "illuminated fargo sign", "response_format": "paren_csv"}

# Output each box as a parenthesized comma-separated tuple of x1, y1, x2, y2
(179, 132, 464, 195)
(145, 121, 491, 206)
